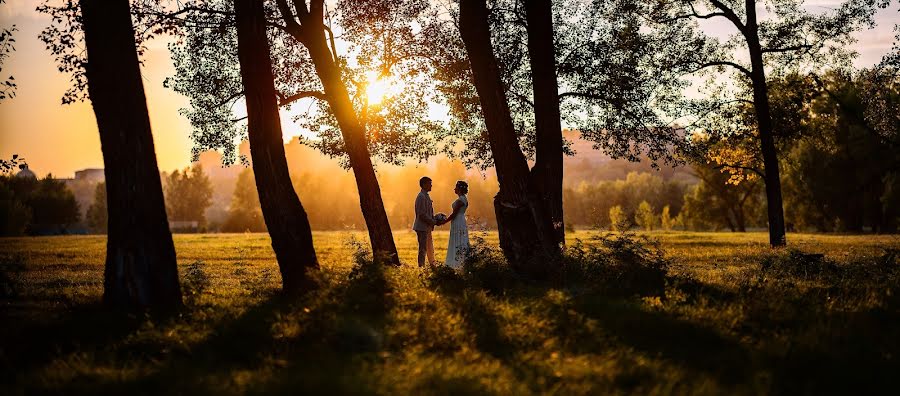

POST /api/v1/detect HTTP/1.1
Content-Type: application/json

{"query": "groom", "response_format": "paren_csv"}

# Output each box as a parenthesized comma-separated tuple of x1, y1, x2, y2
(413, 176, 439, 267)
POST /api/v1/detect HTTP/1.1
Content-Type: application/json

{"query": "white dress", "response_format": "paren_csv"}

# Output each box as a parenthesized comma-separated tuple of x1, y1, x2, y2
(444, 195, 470, 269)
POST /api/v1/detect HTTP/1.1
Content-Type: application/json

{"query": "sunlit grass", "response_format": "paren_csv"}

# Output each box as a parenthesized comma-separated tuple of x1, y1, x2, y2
(1, 231, 898, 395)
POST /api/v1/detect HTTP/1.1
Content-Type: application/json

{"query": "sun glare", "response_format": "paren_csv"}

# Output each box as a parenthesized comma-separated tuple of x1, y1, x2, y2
(364, 71, 401, 105)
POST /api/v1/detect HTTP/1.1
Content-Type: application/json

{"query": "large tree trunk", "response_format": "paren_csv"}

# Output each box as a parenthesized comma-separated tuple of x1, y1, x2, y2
(746, 15, 787, 247)
(459, 0, 560, 276)
(81, 0, 181, 309)
(235, 0, 319, 292)
(524, 0, 566, 247)
(296, 6, 399, 265)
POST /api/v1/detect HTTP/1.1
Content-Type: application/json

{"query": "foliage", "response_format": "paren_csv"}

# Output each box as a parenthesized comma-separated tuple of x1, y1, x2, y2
(5, 175, 80, 234)
(153, 0, 444, 166)
(0, 154, 25, 174)
(562, 232, 669, 296)
(681, 164, 764, 232)
(221, 168, 265, 233)
(565, 171, 688, 230)
(779, 71, 899, 232)
(634, 201, 656, 231)
(164, 163, 213, 228)
(85, 182, 106, 234)
(608, 205, 627, 231)
(0, 177, 31, 236)
(660, 205, 673, 231)
(0, 0, 17, 101)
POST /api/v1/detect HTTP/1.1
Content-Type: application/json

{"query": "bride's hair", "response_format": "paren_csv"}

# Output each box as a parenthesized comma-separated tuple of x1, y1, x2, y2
(455, 180, 469, 194)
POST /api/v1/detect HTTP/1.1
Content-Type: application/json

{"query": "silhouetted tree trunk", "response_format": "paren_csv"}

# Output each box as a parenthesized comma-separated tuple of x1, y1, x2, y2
(235, 0, 319, 292)
(459, 0, 560, 276)
(746, 6, 787, 247)
(81, 0, 181, 309)
(524, 0, 565, 247)
(275, 0, 399, 265)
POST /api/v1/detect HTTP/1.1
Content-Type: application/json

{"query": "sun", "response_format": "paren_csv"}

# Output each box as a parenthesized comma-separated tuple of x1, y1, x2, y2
(363, 71, 402, 105)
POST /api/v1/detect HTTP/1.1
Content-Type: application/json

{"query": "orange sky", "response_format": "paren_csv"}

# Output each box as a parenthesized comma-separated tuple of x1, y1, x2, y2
(0, 1, 897, 178)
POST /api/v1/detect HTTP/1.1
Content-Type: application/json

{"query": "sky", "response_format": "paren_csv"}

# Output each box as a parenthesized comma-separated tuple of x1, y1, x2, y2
(0, 0, 897, 178)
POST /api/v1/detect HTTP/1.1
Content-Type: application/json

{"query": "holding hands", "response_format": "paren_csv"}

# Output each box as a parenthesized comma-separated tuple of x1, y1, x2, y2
(434, 213, 448, 226)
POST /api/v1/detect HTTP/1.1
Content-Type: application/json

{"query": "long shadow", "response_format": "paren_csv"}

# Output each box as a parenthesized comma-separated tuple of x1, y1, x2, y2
(0, 302, 149, 388)
(568, 295, 752, 385)
(432, 273, 754, 391)
(104, 261, 396, 395)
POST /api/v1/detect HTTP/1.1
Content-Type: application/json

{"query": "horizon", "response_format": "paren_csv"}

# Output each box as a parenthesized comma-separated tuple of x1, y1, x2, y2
(0, 0, 898, 177)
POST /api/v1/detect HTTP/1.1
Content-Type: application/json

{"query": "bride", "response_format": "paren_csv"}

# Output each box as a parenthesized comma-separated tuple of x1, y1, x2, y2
(439, 180, 470, 269)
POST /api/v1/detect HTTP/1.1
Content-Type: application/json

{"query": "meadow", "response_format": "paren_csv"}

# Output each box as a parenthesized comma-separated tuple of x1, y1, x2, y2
(1, 231, 898, 395)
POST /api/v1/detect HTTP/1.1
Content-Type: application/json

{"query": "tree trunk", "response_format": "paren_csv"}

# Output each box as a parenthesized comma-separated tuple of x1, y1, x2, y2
(81, 0, 181, 310)
(746, 12, 787, 247)
(459, 0, 559, 276)
(234, 0, 319, 292)
(524, 0, 566, 247)
(298, 9, 399, 265)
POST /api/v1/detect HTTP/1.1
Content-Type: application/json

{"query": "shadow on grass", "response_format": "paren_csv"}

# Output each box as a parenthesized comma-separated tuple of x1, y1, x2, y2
(0, 302, 149, 387)
(105, 256, 396, 395)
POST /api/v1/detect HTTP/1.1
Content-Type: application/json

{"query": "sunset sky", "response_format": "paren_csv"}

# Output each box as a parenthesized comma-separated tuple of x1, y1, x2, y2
(0, 0, 897, 178)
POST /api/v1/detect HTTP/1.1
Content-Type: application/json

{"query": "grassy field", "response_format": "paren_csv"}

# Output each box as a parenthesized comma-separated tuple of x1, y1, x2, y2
(1, 231, 898, 395)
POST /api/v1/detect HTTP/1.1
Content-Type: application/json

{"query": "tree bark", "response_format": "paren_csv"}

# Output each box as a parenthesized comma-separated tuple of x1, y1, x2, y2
(81, 0, 181, 309)
(294, 5, 400, 265)
(746, 7, 787, 247)
(524, 0, 566, 247)
(235, 0, 319, 292)
(459, 0, 560, 276)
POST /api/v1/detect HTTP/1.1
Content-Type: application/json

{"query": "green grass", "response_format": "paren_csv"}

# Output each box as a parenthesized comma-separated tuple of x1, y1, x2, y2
(1, 231, 898, 395)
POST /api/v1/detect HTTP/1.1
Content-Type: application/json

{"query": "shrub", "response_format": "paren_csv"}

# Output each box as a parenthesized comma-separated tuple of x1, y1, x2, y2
(563, 232, 669, 296)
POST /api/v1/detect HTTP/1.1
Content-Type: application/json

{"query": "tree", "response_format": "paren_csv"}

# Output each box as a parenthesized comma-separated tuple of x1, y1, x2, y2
(682, 164, 764, 232)
(524, 0, 566, 246)
(23, 176, 80, 233)
(634, 201, 656, 231)
(458, 0, 563, 276)
(625, 0, 884, 246)
(609, 205, 628, 231)
(86, 182, 107, 233)
(141, 0, 444, 265)
(222, 168, 266, 233)
(234, 0, 318, 291)
(164, 163, 213, 229)
(43, 0, 183, 309)
(0, 175, 32, 236)
(660, 205, 673, 231)
(781, 71, 899, 232)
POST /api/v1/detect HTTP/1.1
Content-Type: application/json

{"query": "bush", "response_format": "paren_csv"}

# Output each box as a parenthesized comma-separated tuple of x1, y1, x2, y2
(425, 232, 670, 298)
(562, 232, 669, 296)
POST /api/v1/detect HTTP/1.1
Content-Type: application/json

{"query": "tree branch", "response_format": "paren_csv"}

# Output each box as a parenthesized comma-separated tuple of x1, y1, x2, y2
(278, 90, 327, 106)
(708, 0, 746, 33)
(216, 90, 245, 108)
(689, 61, 752, 78)
(713, 162, 765, 178)
(324, 25, 340, 63)
(275, 0, 302, 35)
(762, 44, 813, 54)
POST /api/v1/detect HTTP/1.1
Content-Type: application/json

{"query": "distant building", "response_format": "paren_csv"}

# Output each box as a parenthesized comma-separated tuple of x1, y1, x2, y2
(74, 168, 105, 183)
(14, 165, 36, 180)
(169, 220, 200, 233)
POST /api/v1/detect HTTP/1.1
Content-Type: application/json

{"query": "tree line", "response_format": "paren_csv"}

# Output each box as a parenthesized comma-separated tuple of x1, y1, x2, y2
(26, 0, 896, 309)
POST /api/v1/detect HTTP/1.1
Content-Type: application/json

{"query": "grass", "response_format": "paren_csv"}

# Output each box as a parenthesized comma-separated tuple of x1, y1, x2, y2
(1, 231, 898, 395)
